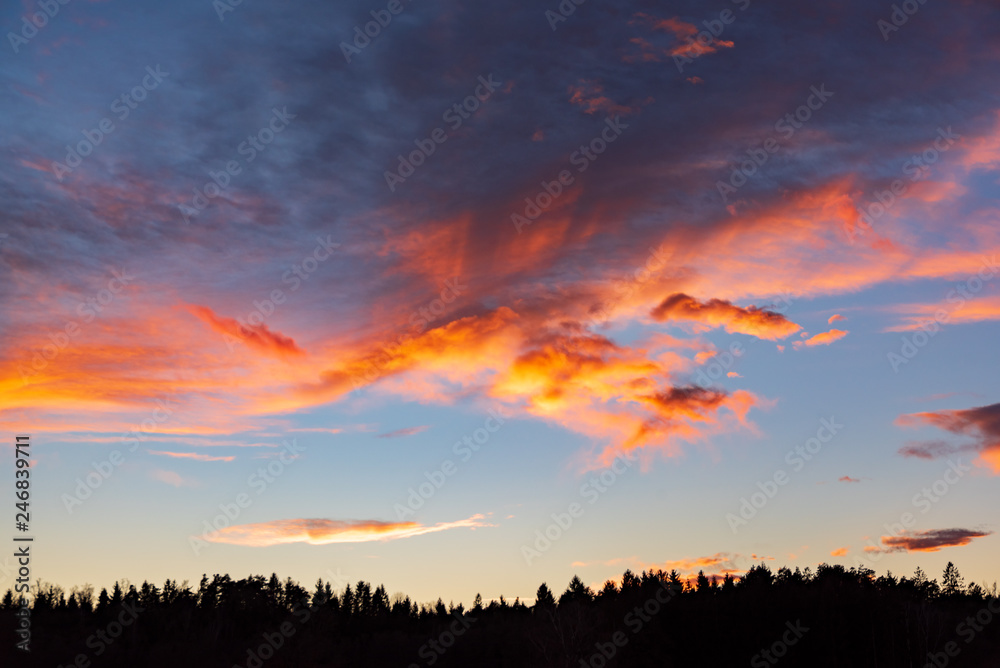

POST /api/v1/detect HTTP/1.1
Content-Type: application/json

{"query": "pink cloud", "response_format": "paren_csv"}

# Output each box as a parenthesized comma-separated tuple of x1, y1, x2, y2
(148, 450, 235, 462)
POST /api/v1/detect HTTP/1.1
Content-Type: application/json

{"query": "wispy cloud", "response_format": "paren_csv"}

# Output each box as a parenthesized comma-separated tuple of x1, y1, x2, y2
(202, 514, 490, 546)
(377, 425, 430, 438)
(794, 329, 849, 348)
(150, 469, 197, 487)
(148, 450, 235, 462)
(188, 305, 305, 358)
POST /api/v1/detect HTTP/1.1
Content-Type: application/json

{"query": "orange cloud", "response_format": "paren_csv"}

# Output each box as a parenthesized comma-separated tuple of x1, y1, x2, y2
(794, 329, 848, 348)
(830, 547, 849, 557)
(6, 137, 997, 481)
(491, 329, 761, 468)
(292, 306, 522, 409)
(978, 448, 1000, 474)
(650, 293, 801, 340)
(578, 553, 753, 582)
(828, 314, 847, 324)
(202, 514, 489, 546)
(694, 350, 716, 364)
(627, 14, 735, 61)
(647, 15, 698, 39)
(884, 295, 1000, 332)
(874, 528, 992, 553)
(568, 80, 639, 117)
(270, 303, 765, 469)
(188, 305, 305, 358)
(663, 553, 735, 572)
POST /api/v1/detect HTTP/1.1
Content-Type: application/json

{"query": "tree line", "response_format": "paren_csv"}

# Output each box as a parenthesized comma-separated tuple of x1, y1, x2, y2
(2, 561, 998, 666)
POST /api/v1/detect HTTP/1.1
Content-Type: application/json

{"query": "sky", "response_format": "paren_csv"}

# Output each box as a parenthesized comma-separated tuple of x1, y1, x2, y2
(1, 0, 999, 607)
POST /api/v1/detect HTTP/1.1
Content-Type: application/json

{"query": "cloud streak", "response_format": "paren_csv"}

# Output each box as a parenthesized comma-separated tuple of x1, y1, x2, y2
(794, 329, 849, 348)
(377, 425, 430, 438)
(188, 305, 305, 359)
(871, 528, 992, 553)
(202, 514, 490, 546)
(148, 450, 236, 462)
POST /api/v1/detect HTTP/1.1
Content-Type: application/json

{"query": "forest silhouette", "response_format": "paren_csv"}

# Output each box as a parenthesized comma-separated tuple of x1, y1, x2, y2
(3, 561, 999, 667)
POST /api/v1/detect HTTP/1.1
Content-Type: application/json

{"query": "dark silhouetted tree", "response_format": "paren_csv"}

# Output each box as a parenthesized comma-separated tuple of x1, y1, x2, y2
(534, 583, 556, 610)
(558, 575, 593, 606)
(942, 562, 964, 596)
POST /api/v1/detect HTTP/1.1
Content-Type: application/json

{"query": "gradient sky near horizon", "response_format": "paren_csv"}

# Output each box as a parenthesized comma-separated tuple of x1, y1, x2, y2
(1, 0, 999, 606)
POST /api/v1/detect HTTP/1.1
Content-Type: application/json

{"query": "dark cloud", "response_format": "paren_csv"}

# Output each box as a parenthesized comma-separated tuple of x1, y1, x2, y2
(651, 293, 800, 339)
(876, 528, 992, 553)
(897, 403, 1000, 472)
